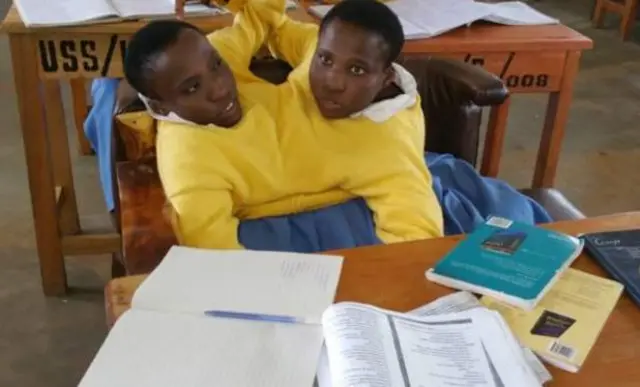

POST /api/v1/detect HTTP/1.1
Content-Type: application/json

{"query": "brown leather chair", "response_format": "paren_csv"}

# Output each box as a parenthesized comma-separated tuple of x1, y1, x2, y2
(111, 56, 584, 275)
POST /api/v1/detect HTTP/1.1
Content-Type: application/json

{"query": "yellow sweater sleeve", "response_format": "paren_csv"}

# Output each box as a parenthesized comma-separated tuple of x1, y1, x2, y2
(267, 13, 318, 67)
(157, 126, 243, 250)
(352, 164, 444, 244)
(341, 108, 443, 243)
(169, 188, 243, 250)
(206, 0, 285, 81)
(215, 0, 318, 67)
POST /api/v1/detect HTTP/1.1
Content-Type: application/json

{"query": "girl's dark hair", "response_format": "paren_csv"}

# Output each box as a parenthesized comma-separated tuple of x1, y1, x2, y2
(319, 0, 405, 66)
(124, 20, 202, 98)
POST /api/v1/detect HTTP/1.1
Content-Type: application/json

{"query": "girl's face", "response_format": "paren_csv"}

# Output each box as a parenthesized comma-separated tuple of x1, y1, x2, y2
(309, 19, 394, 119)
(146, 29, 242, 128)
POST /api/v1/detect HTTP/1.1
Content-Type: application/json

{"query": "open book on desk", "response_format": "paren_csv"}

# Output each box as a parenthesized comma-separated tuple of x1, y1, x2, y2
(316, 302, 543, 387)
(79, 246, 343, 387)
(309, 0, 558, 40)
(15, 0, 300, 28)
(14, 0, 229, 28)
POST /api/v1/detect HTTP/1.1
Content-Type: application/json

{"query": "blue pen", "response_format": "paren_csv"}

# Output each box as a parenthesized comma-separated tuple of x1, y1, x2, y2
(204, 310, 303, 324)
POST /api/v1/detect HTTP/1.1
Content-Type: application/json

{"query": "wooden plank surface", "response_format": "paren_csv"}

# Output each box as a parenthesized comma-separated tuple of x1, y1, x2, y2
(33, 30, 569, 93)
(105, 212, 640, 386)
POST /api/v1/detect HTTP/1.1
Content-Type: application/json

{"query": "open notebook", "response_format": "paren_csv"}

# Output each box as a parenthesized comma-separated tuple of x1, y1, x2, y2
(14, 0, 229, 27)
(15, 0, 300, 28)
(309, 0, 558, 40)
(79, 246, 343, 387)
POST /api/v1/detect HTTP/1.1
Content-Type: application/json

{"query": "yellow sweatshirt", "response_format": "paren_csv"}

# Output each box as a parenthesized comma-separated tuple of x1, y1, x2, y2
(251, 0, 444, 243)
(159, 0, 443, 249)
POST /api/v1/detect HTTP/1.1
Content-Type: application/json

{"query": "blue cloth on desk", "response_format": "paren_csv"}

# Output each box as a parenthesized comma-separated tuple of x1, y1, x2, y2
(86, 78, 551, 252)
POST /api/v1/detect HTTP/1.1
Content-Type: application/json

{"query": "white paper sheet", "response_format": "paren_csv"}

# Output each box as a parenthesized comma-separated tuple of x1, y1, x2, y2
(484, 1, 558, 26)
(111, 0, 227, 18)
(132, 246, 343, 321)
(14, 0, 117, 26)
(309, 0, 557, 40)
(387, 0, 492, 38)
(79, 309, 324, 387)
(410, 292, 551, 385)
(409, 290, 482, 315)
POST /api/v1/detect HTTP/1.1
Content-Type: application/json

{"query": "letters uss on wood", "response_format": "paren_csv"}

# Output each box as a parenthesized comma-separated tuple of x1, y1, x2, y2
(37, 34, 131, 79)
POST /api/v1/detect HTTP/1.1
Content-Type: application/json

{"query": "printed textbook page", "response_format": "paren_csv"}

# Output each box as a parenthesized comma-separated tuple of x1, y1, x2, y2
(410, 292, 551, 385)
(320, 303, 540, 387)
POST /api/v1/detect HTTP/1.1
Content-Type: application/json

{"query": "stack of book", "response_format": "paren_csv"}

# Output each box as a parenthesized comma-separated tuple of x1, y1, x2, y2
(425, 216, 624, 375)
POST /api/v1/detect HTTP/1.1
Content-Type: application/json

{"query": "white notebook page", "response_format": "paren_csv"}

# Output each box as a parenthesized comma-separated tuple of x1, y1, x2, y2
(109, 0, 225, 18)
(484, 1, 558, 26)
(132, 246, 343, 320)
(386, 0, 492, 38)
(110, 0, 175, 18)
(79, 309, 324, 387)
(14, 0, 117, 26)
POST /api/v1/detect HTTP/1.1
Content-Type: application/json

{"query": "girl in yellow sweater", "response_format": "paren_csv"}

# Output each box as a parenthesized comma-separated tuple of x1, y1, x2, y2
(234, 0, 446, 243)
(123, 0, 443, 249)
(123, 11, 292, 249)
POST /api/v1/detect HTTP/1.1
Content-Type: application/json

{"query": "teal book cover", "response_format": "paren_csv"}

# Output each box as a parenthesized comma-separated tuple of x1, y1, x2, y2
(428, 217, 583, 308)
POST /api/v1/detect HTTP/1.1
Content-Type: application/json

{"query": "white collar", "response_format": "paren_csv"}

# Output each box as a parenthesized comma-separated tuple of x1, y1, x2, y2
(137, 93, 199, 126)
(349, 63, 418, 123)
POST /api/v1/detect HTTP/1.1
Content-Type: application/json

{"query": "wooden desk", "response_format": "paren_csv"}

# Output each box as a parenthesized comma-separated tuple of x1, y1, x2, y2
(0, 7, 314, 296)
(1, 6, 592, 296)
(106, 212, 640, 386)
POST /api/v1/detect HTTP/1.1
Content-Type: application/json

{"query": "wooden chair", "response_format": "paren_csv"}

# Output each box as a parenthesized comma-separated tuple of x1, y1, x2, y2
(110, 56, 585, 275)
(593, 0, 639, 40)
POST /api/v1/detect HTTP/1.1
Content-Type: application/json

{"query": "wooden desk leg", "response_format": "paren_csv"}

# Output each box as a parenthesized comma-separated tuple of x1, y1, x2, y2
(592, 0, 606, 28)
(480, 97, 511, 177)
(621, 0, 639, 40)
(9, 34, 67, 296)
(43, 80, 81, 236)
(70, 79, 93, 155)
(533, 51, 581, 189)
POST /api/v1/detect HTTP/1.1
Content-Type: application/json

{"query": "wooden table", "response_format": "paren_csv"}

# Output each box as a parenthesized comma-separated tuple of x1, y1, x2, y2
(1, 6, 592, 296)
(106, 212, 640, 386)
(0, 7, 314, 296)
